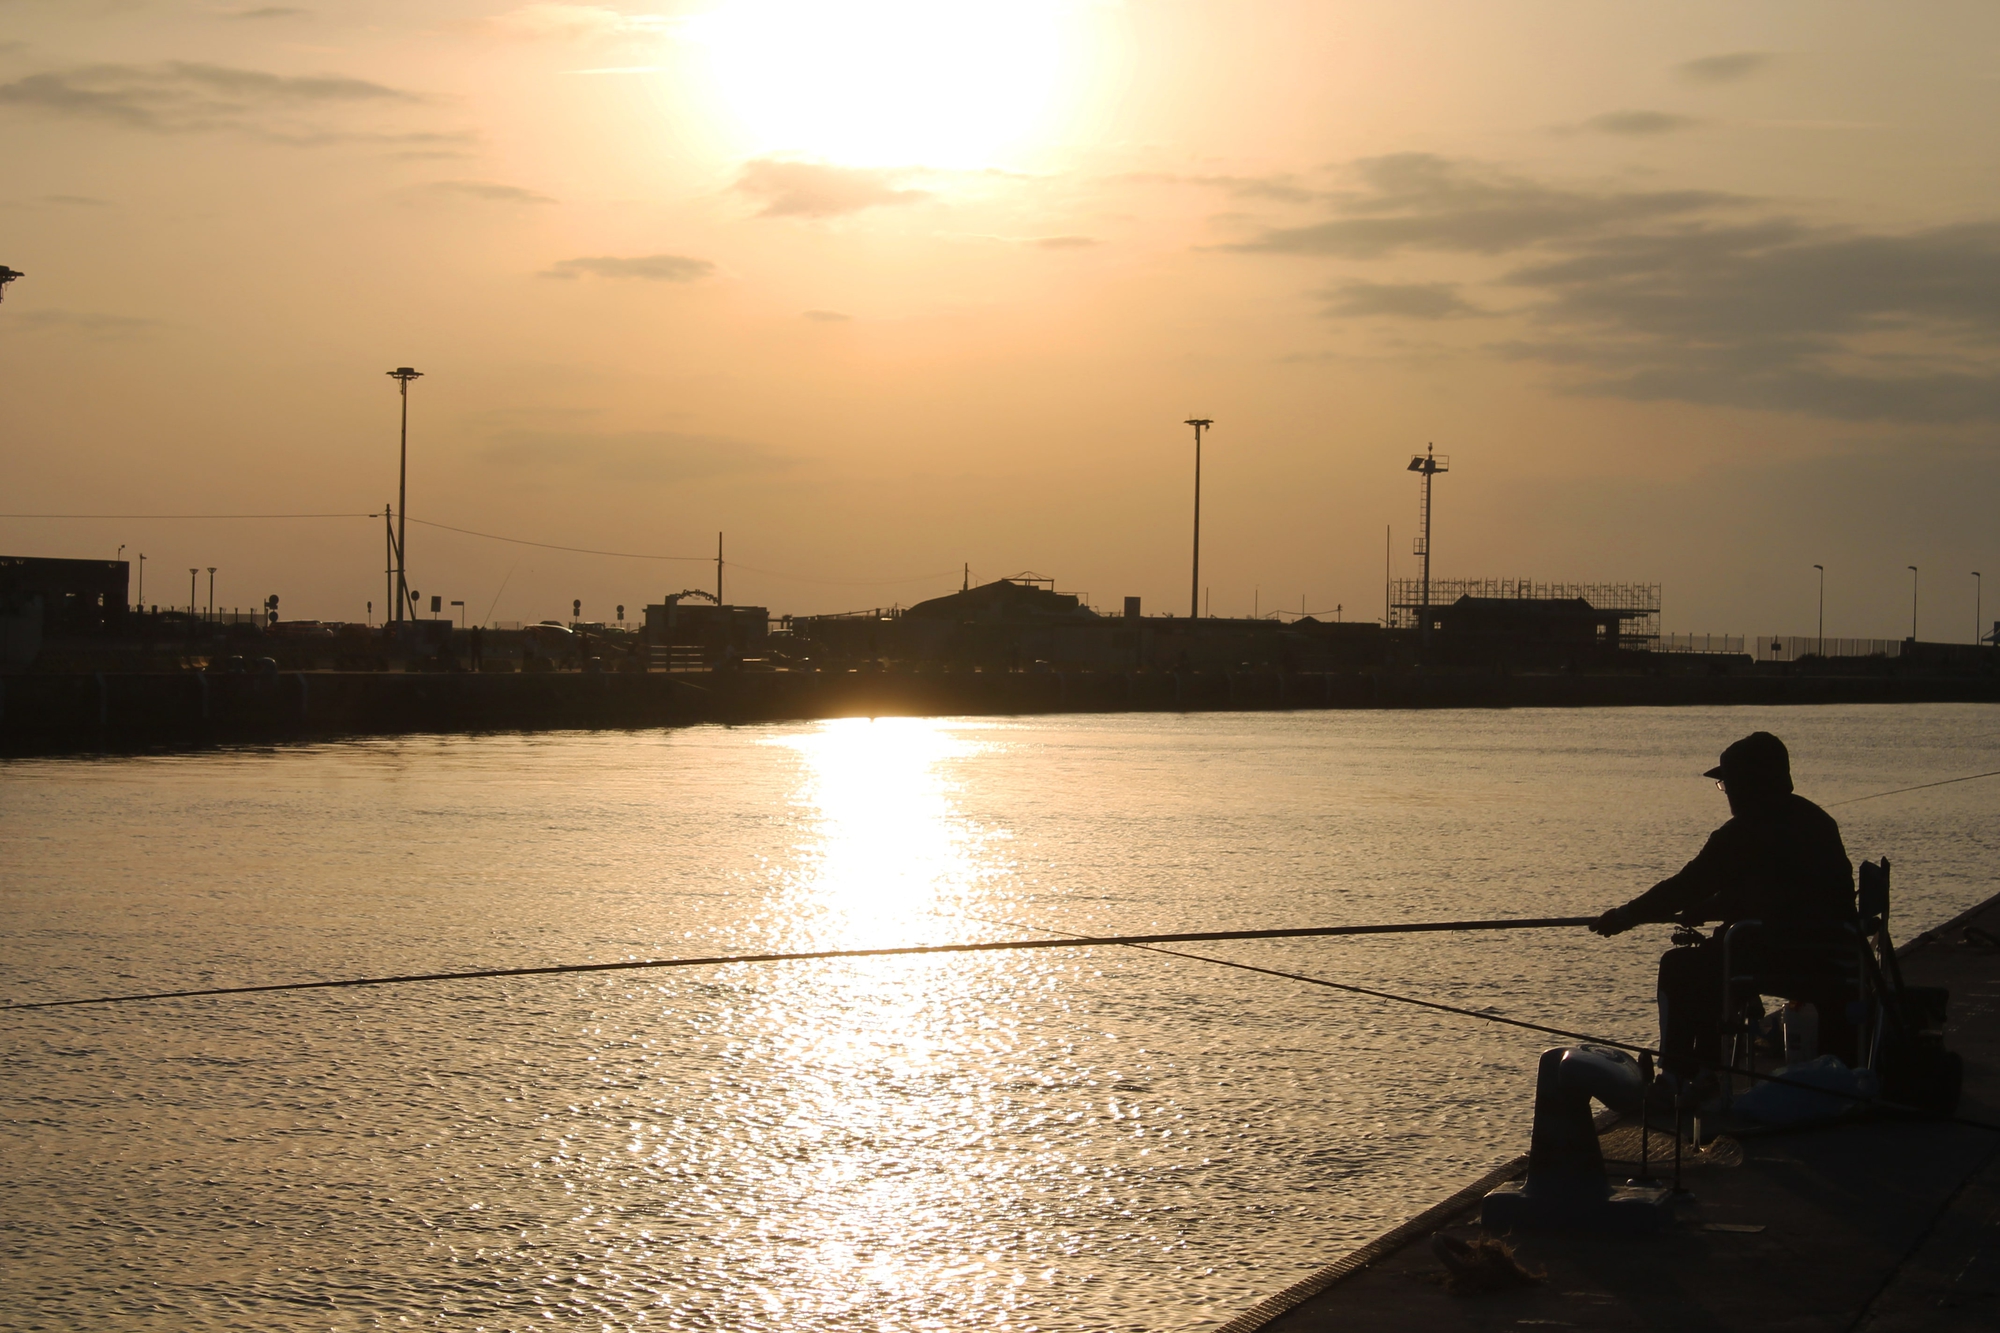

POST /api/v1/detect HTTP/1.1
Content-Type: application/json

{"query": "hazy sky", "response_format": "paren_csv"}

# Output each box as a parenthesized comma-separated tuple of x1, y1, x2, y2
(4, 1, 1998, 638)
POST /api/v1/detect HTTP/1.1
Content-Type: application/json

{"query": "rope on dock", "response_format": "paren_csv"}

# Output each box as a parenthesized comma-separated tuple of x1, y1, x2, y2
(0, 916, 1595, 1013)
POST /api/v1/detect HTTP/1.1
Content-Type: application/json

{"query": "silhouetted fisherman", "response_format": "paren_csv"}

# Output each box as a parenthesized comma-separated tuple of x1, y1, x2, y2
(1590, 732, 1856, 1085)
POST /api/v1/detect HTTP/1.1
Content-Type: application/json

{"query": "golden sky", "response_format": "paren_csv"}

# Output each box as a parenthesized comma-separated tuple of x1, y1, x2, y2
(4, 1, 1998, 638)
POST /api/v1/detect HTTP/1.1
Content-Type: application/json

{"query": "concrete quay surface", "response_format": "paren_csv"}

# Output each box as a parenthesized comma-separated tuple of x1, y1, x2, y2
(1222, 894, 2000, 1333)
(5, 667, 1999, 752)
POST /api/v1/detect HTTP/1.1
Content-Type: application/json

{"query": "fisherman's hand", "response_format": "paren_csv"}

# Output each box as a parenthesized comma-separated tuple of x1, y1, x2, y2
(1590, 906, 1636, 937)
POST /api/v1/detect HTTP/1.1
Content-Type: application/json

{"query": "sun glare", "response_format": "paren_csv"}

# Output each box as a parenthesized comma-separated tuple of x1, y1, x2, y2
(688, 0, 1091, 169)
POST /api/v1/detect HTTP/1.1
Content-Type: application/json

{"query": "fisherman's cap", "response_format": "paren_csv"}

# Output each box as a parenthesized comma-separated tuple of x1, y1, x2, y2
(1705, 731, 1793, 792)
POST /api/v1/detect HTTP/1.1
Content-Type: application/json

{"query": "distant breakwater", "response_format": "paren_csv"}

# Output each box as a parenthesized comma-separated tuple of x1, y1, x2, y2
(4, 669, 1997, 753)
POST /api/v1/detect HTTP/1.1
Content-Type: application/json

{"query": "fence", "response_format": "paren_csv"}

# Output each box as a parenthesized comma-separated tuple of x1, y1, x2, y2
(1751, 636, 1903, 662)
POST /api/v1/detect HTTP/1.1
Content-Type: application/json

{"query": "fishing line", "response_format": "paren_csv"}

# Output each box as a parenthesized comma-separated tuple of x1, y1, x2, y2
(1827, 769, 2000, 808)
(0, 916, 1594, 1013)
(950, 909, 1654, 1054)
(950, 911, 2000, 1133)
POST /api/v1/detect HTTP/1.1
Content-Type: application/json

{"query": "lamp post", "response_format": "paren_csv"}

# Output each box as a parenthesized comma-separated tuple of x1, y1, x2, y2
(387, 367, 424, 622)
(1813, 564, 1824, 659)
(136, 553, 145, 610)
(188, 568, 197, 617)
(1185, 418, 1212, 618)
(1975, 572, 1983, 645)
(1908, 565, 1919, 641)
(206, 567, 216, 623)
(1407, 443, 1449, 643)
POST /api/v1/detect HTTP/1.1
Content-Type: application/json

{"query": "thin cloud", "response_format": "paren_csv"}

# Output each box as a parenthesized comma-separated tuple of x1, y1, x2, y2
(1116, 170, 1318, 204)
(735, 158, 926, 218)
(1583, 110, 1702, 137)
(1028, 235, 1097, 249)
(542, 253, 714, 281)
(44, 193, 112, 207)
(415, 179, 556, 205)
(803, 309, 851, 322)
(222, 6, 310, 19)
(10, 309, 162, 340)
(481, 429, 796, 484)
(481, 4, 674, 42)
(1678, 51, 1774, 85)
(1228, 153, 1740, 257)
(1320, 280, 1484, 320)
(1498, 219, 2000, 421)
(0, 61, 420, 138)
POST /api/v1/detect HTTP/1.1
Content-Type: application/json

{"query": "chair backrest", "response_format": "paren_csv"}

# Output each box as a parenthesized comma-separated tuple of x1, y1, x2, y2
(1859, 858, 1891, 932)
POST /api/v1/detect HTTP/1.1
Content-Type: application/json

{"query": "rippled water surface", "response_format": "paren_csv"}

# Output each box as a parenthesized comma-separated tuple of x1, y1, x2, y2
(3, 705, 1996, 1330)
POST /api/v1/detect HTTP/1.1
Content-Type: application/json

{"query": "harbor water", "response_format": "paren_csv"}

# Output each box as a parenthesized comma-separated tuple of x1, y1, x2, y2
(3, 704, 1995, 1331)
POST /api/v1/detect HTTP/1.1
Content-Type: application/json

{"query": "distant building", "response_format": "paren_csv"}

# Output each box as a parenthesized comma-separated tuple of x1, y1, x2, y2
(0, 556, 129, 635)
(643, 594, 768, 668)
(1391, 579, 1659, 652)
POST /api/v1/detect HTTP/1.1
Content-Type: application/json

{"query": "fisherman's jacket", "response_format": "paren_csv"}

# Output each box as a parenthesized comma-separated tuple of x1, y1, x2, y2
(1623, 792, 1855, 929)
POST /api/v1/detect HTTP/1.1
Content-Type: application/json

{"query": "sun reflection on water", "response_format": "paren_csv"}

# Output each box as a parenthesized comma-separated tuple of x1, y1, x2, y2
(771, 717, 1008, 948)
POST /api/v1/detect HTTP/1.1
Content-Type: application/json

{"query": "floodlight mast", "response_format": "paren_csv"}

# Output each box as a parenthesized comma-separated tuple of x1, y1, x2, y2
(1407, 444, 1448, 643)
(1186, 418, 1213, 618)
(0, 267, 22, 304)
(387, 367, 423, 623)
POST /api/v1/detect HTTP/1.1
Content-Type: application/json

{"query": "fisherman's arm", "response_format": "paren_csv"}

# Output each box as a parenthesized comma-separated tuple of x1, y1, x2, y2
(1590, 829, 1735, 936)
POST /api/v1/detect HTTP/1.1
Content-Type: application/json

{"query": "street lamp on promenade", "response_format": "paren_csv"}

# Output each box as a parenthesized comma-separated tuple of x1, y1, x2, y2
(387, 367, 424, 622)
(1813, 564, 1824, 658)
(1185, 418, 1212, 618)
(1975, 572, 1984, 645)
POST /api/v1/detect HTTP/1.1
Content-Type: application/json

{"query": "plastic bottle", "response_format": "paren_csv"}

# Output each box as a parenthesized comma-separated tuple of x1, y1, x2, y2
(1782, 1000, 1819, 1064)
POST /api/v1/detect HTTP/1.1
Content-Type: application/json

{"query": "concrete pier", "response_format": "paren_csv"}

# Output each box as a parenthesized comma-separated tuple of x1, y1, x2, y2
(1220, 892, 2000, 1333)
(3, 668, 1999, 752)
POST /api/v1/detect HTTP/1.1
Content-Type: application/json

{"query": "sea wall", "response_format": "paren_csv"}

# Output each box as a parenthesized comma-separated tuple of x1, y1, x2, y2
(4, 668, 1997, 753)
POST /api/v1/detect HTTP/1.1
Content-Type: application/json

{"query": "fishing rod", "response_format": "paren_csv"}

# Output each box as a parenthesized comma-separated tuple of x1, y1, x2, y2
(955, 911, 2000, 1134)
(0, 916, 1594, 1013)
(1826, 768, 2000, 808)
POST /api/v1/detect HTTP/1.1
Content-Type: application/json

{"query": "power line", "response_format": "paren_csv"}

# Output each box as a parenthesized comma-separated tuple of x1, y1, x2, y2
(0, 512, 373, 520)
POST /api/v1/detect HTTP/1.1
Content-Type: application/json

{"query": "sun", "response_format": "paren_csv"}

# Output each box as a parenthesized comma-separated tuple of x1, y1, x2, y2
(686, 0, 1093, 169)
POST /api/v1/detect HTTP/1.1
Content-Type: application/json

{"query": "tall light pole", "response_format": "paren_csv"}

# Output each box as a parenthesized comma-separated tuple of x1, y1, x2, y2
(137, 554, 145, 609)
(1407, 443, 1448, 642)
(206, 567, 216, 622)
(1974, 571, 1983, 645)
(387, 367, 424, 622)
(188, 568, 197, 617)
(1813, 564, 1824, 658)
(1185, 418, 1212, 618)
(1908, 565, 1919, 641)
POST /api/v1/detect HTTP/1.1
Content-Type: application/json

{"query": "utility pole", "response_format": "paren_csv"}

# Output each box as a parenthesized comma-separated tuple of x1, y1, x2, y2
(1908, 566, 1920, 641)
(1974, 572, 1983, 645)
(716, 532, 724, 604)
(962, 563, 969, 593)
(1185, 418, 1212, 618)
(384, 505, 394, 631)
(1407, 444, 1448, 643)
(207, 567, 216, 622)
(188, 568, 197, 617)
(387, 367, 423, 622)
(137, 554, 145, 609)
(1813, 564, 1824, 659)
